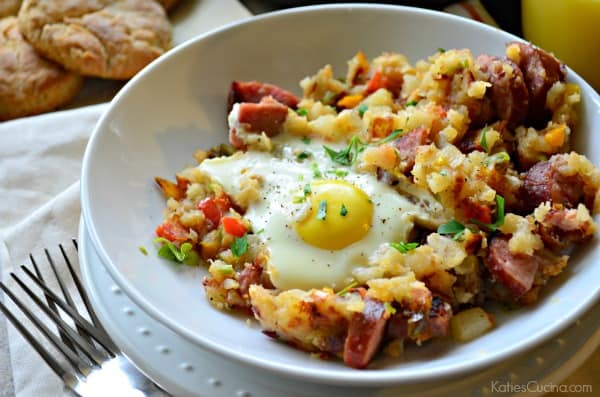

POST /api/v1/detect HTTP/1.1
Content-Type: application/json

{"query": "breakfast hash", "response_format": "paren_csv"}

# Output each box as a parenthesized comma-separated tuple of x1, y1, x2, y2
(153, 42, 599, 369)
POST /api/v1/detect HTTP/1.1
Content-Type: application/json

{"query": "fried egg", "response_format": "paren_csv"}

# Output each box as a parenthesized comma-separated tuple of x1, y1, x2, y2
(199, 135, 431, 291)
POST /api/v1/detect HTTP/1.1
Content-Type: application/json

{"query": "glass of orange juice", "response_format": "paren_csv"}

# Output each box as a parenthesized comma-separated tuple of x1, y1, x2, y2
(522, 0, 600, 91)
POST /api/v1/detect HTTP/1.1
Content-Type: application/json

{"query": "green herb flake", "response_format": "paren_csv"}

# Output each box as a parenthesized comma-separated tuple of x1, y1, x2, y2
(340, 204, 348, 217)
(297, 108, 308, 117)
(440, 170, 448, 176)
(376, 129, 404, 145)
(292, 196, 306, 204)
(230, 235, 248, 257)
(301, 136, 311, 144)
(256, 228, 265, 234)
(485, 151, 511, 166)
(495, 195, 505, 227)
(406, 100, 418, 107)
(469, 194, 506, 232)
(337, 281, 358, 296)
(480, 127, 490, 153)
(327, 169, 349, 177)
(303, 183, 312, 196)
(213, 262, 234, 275)
(317, 200, 328, 220)
(384, 302, 397, 316)
(296, 150, 312, 161)
(312, 162, 322, 178)
(437, 220, 467, 240)
(437, 47, 446, 53)
(154, 238, 199, 266)
(390, 241, 419, 254)
(358, 104, 368, 117)
(323, 136, 366, 166)
(139, 246, 148, 256)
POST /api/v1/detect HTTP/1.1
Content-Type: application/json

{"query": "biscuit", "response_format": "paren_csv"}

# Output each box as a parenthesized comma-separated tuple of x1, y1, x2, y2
(0, 0, 21, 18)
(0, 17, 83, 121)
(18, 0, 173, 80)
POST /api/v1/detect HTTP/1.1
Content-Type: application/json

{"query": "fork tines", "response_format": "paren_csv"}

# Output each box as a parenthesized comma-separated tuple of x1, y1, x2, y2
(0, 240, 118, 380)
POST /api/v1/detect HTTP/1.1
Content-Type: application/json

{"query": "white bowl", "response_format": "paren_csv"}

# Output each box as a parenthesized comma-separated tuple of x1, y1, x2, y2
(81, 3, 600, 386)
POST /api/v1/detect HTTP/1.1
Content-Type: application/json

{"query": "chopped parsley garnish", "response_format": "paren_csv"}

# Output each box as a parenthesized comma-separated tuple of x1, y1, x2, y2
(469, 195, 505, 232)
(292, 196, 306, 204)
(376, 129, 404, 145)
(406, 100, 418, 107)
(437, 47, 446, 53)
(296, 150, 312, 161)
(437, 220, 467, 240)
(485, 151, 511, 166)
(212, 262, 234, 275)
(323, 136, 366, 166)
(384, 302, 397, 316)
(390, 241, 419, 253)
(139, 246, 148, 256)
(154, 238, 199, 266)
(303, 183, 312, 195)
(297, 108, 308, 117)
(340, 204, 348, 217)
(301, 136, 311, 144)
(230, 235, 248, 257)
(327, 169, 349, 177)
(440, 170, 448, 176)
(337, 281, 358, 296)
(312, 162, 322, 178)
(480, 127, 490, 152)
(358, 104, 368, 117)
(317, 200, 328, 220)
(256, 228, 265, 234)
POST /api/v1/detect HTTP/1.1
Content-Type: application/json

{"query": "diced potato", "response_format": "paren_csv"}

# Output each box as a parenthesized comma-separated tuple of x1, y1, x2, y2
(451, 307, 494, 342)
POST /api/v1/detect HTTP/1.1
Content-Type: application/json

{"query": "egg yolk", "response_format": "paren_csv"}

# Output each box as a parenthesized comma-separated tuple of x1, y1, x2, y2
(295, 180, 373, 250)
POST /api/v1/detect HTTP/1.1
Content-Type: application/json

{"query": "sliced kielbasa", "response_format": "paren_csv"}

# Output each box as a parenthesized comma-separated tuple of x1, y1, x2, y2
(237, 96, 289, 137)
(228, 80, 299, 111)
(343, 297, 387, 369)
(523, 160, 584, 209)
(508, 42, 566, 127)
(536, 206, 595, 251)
(475, 54, 529, 128)
(392, 126, 431, 174)
(484, 237, 538, 297)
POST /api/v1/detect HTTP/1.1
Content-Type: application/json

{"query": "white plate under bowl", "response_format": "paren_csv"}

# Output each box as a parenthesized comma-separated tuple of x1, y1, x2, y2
(79, 218, 600, 397)
(80, 3, 600, 386)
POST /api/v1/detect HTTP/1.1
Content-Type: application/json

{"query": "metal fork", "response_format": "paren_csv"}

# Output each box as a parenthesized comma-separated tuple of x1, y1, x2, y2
(0, 240, 169, 396)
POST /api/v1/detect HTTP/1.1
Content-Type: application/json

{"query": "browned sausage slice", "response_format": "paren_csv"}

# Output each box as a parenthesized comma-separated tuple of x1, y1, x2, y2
(475, 54, 529, 128)
(508, 42, 566, 127)
(392, 125, 431, 174)
(228, 80, 300, 111)
(343, 297, 387, 369)
(536, 205, 596, 251)
(523, 160, 584, 209)
(484, 237, 538, 297)
(237, 96, 289, 136)
(427, 296, 452, 338)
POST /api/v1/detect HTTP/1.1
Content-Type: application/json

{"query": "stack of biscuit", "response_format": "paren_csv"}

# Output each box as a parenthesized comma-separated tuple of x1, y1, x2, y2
(0, 0, 179, 121)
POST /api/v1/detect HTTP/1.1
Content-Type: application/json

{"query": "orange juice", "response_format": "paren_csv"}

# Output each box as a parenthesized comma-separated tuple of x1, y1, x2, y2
(522, 0, 600, 91)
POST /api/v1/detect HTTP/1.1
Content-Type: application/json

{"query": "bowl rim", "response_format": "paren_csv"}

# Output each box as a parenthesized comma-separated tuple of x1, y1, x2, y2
(81, 2, 600, 386)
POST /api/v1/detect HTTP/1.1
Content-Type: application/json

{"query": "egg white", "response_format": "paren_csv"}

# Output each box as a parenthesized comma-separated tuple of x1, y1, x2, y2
(199, 135, 428, 291)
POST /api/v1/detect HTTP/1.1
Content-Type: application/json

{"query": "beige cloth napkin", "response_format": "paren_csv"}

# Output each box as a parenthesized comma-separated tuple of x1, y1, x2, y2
(0, 2, 251, 396)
